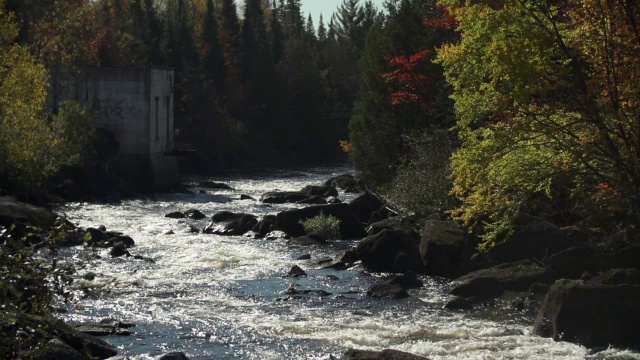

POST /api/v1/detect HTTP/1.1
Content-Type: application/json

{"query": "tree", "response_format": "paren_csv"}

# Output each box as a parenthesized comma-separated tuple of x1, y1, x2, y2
(218, 0, 243, 110)
(200, 0, 225, 92)
(349, 0, 453, 188)
(317, 14, 327, 42)
(241, 0, 268, 81)
(0, 2, 93, 194)
(306, 14, 316, 41)
(438, 0, 640, 245)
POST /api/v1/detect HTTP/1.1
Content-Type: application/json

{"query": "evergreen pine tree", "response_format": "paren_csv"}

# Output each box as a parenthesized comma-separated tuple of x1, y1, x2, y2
(201, 0, 225, 92)
(306, 14, 316, 41)
(218, 0, 243, 109)
(317, 14, 327, 43)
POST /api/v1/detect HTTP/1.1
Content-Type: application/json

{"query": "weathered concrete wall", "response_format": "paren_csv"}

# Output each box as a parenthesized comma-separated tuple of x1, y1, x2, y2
(149, 68, 174, 154)
(50, 67, 179, 192)
(88, 68, 150, 155)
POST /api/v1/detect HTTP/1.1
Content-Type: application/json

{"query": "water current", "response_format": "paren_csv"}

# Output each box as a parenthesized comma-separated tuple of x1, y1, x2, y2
(57, 166, 640, 360)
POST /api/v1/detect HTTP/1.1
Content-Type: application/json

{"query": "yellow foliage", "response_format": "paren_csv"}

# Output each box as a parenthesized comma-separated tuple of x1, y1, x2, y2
(339, 140, 351, 153)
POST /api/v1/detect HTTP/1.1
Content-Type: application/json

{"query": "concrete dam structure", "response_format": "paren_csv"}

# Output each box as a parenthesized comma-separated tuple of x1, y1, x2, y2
(54, 67, 179, 192)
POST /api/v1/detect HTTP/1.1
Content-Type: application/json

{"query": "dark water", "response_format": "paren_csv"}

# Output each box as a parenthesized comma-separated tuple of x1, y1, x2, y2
(56, 166, 635, 360)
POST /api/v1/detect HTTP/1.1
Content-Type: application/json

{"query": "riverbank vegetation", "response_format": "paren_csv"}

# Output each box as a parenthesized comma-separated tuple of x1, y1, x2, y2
(1, 0, 638, 250)
(348, 0, 640, 250)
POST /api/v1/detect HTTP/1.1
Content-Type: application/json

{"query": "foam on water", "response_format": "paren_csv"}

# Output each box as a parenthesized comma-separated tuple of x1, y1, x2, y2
(57, 166, 639, 360)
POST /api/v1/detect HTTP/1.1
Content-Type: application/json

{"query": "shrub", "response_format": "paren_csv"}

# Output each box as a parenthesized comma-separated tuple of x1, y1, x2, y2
(300, 213, 341, 240)
(388, 129, 457, 216)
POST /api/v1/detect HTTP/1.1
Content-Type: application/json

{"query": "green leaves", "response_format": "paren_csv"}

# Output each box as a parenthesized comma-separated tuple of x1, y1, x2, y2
(0, 4, 95, 194)
(440, 0, 640, 245)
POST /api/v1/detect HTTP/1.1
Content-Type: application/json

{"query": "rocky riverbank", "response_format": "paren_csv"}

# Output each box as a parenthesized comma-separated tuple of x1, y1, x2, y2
(2, 170, 639, 358)
(160, 173, 640, 354)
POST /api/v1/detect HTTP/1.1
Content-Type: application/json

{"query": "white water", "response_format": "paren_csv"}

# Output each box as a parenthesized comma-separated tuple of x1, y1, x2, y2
(56, 166, 637, 360)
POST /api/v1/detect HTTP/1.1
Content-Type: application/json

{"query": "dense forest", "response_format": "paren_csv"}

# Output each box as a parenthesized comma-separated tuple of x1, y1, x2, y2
(1, 0, 640, 247)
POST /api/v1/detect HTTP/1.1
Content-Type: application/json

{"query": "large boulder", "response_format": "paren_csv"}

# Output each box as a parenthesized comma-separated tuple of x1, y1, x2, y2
(184, 209, 206, 220)
(155, 352, 191, 360)
(325, 174, 362, 193)
(341, 349, 429, 360)
(276, 203, 366, 239)
(32, 338, 90, 360)
(196, 181, 233, 190)
(203, 211, 258, 236)
(449, 277, 504, 298)
(591, 268, 640, 285)
(386, 272, 424, 289)
(349, 191, 384, 224)
(252, 215, 278, 237)
(300, 184, 338, 197)
(366, 283, 409, 299)
(420, 220, 468, 277)
(534, 279, 640, 349)
(165, 211, 185, 219)
(545, 247, 594, 279)
(597, 244, 640, 271)
(464, 214, 573, 272)
(5, 313, 119, 359)
(260, 191, 326, 204)
(357, 229, 423, 273)
(367, 216, 420, 237)
(451, 260, 554, 297)
(0, 197, 57, 228)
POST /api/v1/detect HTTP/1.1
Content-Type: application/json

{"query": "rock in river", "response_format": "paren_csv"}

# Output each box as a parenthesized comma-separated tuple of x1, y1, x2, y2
(340, 348, 429, 359)
(534, 279, 640, 349)
(260, 191, 326, 204)
(357, 229, 423, 273)
(276, 203, 366, 239)
(203, 211, 258, 236)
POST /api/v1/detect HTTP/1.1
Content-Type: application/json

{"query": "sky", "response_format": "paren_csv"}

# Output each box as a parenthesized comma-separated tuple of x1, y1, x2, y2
(300, 0, 387, 23)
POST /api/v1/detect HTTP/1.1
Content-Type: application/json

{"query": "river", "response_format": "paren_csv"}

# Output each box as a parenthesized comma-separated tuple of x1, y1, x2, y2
(56, 165, 639, 360)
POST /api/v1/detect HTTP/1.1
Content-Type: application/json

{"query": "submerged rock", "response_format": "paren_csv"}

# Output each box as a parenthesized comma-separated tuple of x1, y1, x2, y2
(72, 318, 134, 336)
(287, 265, 307, 277)
(386, 273, 423, 290)
(284, 286, 332, 297)
(340, 348, 429, 359)
(197, 181, 233, 190)
(260, 191, 326, 204)
(366, 283, 409, 299)
(184, 209, 206, 220)
(287, 236, 327, 246)
(165, 211, 185, 219)
(155, 352, 191, 360)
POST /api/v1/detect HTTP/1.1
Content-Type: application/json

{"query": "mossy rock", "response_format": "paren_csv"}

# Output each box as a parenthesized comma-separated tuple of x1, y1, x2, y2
(592, 268, 640, 285)
(0, 312, 117, 359)
(453, 259, 554, 296)
(0, 197, 57, 228)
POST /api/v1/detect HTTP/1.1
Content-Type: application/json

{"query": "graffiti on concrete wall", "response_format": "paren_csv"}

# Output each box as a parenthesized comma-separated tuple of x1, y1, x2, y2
(92, 95, 126, 120)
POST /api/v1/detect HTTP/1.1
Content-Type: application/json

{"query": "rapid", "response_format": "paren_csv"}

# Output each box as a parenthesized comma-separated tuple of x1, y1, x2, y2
(56, 166, 637, 360)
